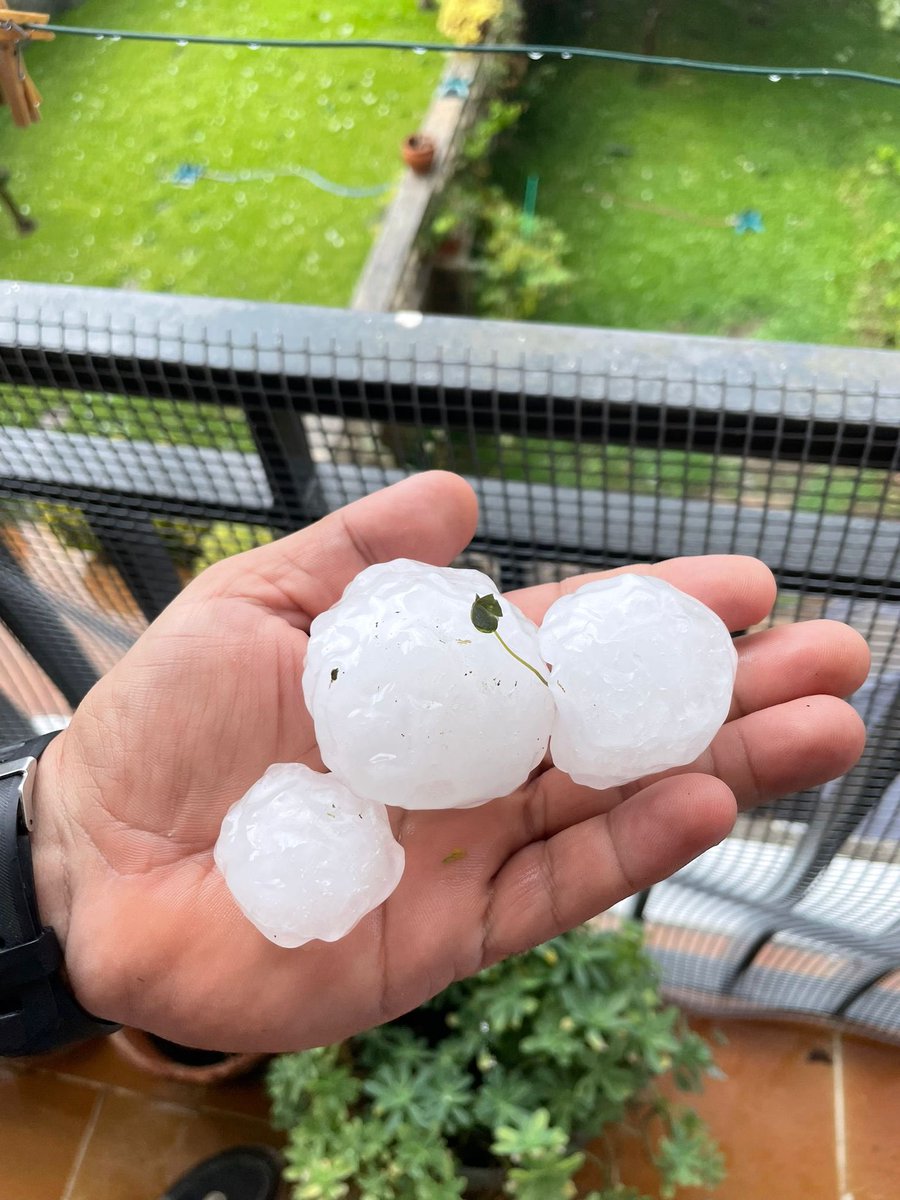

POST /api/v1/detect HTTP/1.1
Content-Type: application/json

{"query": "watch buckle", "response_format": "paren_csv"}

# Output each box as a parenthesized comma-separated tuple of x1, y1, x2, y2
(0, 757, 37, 830)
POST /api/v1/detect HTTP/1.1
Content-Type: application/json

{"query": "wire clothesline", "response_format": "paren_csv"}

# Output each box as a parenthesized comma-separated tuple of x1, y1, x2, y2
(28, 27, 900, 91)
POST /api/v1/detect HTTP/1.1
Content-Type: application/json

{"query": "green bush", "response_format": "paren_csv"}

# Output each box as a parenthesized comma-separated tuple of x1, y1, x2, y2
(268, 924, 725, 1200)
(474, 188, 573, 319)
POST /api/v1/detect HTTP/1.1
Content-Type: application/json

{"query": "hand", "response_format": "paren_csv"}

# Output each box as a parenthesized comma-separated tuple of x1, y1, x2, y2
(31, 472, 868, 1052)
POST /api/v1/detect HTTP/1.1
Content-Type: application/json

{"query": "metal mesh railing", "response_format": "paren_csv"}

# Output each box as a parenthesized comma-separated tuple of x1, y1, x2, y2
(1, 283, 898, 1041)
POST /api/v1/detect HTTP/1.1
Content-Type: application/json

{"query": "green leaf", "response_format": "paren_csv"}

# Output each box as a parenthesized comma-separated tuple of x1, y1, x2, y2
(471, 592, 503, 633)
(654, 1110, 726, 1198)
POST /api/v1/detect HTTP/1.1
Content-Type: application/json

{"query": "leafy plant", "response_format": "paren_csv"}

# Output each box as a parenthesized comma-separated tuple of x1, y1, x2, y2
(192, 521, 276, 573)
(473, 188, 573, 319)
(464, 101, 526, 167)
(268, 924, 725, 1200)
(438, 0, 505, 44)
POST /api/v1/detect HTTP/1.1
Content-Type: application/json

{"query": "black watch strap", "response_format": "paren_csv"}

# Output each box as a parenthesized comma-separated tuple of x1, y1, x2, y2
(0, 730, 120, 1056)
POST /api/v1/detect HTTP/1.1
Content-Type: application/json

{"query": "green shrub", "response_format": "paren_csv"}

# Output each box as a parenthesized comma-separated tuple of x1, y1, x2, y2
(474, 187, 573, 319)
(268, 924, 725, 1200)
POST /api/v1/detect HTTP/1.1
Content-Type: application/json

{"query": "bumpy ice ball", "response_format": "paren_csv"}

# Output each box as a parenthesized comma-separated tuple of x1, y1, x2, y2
(214, 763, 404, 948)
(538, 575, 737, 789)
(303, 559, 555, 809)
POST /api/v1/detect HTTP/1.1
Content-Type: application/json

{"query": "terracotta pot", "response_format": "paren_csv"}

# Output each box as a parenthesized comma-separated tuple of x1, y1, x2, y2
(111, 1028, 266, 1085)
(402, 133, 437, 174)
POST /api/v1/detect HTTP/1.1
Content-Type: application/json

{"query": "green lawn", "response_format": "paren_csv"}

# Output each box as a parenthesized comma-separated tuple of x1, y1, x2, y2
(0, 1, 444, 305)
(492, 0, 900, 346)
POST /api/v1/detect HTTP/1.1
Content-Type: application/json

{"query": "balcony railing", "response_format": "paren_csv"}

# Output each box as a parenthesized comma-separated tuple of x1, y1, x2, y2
(1, 282, 898, 1041)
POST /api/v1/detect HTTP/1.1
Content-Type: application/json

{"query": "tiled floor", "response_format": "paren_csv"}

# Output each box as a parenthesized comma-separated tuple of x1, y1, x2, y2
(1, 1020, 897, 1199)
(0, 1040, 282, 1200)
(580, 1021, 900, 1200)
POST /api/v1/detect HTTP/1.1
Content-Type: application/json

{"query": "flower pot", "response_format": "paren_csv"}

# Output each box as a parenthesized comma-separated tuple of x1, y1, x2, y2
(402, 133, 437, 174)
(111, 1028, 266, 1085)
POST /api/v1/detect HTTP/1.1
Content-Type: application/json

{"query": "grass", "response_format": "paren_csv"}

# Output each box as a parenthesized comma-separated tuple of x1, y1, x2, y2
(491, 0, 900, 345)
(404, 431, 899, 518)
(0, 1, 444, 305)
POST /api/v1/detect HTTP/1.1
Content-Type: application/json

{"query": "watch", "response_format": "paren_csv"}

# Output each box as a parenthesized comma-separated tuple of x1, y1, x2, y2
(0, 730, 120, 1057)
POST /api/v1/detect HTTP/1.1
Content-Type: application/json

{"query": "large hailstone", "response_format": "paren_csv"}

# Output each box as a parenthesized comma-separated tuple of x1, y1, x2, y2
(214, 764, 404, 947)
(538, 575, 738, 789)
(303, 559, 555, 809)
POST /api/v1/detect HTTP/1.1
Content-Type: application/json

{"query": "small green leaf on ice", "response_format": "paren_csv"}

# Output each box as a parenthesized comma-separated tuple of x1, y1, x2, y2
(471, 593, 503, 634)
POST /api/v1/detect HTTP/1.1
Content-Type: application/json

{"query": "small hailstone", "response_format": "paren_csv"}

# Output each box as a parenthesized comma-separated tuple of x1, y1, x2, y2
(214, 763, 404, 948)
(539, 575, 737, 790)
(303, 559, 555, 809)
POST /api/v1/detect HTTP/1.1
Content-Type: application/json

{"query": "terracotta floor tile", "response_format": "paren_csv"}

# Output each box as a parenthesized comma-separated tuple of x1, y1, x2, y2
(67, 1090, 284, 1200)
(41, 1037, 274, 1120)
(0, 1064, 99, 1200)
(843, 1036, 900, 1200)
(580, 1019, 841, 1199)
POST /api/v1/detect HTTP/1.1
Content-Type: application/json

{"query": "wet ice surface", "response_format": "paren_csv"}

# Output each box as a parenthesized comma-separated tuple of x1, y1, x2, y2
(214, 763, 404, 948)
(539, 575, 738, 790)
(220, 566, 738, 948)
(303, 559, 555, 809)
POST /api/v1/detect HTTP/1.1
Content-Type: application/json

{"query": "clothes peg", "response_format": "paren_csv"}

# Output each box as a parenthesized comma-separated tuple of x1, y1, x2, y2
(0, 10, 53, 128)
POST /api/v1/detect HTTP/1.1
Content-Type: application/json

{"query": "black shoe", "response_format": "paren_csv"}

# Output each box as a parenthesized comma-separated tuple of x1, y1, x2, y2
(159, 1145, 285, 1200)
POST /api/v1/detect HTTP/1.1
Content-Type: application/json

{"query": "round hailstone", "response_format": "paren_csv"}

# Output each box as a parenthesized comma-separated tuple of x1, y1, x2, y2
(303, 559, 555, 810)
(538, 575, 738, 790)
(214, 763, 404, 948)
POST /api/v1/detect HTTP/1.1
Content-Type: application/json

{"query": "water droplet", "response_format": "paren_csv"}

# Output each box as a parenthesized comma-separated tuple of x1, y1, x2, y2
(338, 23, 354, 37)
(94, 34, 105, 41)
(247, 42, 261, 51)
(768, 74, 781, 82)
(62, 271, 75, 282)
(72, 92, 83, 103)
(528, 51, 544, 61)
(325, 228, 345, 247)
(109, 35, 121, 43)
(176, 39, 189, 48)
(412, 46, 427, 55)
(342, 116, 355, 130)
(319, 10, 333, 21)
(377, 103, 390, 116)
(362, 92, 377, 106)
(561, 51, 573, 61)
(328, 117, 342, 133)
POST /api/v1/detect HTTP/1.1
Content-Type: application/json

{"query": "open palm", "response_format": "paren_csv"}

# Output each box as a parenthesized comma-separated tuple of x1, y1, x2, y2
(33, 472, 868, 1052)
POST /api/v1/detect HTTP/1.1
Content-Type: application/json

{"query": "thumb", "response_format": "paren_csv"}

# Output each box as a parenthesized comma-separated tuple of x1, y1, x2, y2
(196, 471, 479, 622)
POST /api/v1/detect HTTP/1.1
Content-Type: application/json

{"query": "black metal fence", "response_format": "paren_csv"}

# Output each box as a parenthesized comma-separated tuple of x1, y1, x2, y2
(1, 283, 898, 1041)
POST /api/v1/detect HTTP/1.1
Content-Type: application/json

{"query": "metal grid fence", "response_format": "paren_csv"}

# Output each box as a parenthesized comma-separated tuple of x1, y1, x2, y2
(1, 283, 898, 1042)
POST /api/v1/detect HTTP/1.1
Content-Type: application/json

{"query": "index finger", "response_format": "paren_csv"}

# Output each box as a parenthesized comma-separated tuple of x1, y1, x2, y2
(506, 555, 777, 633)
